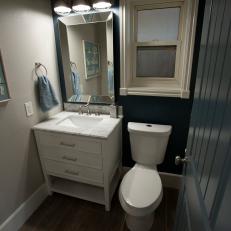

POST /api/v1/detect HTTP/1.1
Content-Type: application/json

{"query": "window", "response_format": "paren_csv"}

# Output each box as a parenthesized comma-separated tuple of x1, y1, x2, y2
(120, 0, 198, 98)
(136, 46, 176, 78)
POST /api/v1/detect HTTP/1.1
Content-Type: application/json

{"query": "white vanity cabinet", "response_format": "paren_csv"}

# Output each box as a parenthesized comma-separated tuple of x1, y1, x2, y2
(34, 114, 122, 211)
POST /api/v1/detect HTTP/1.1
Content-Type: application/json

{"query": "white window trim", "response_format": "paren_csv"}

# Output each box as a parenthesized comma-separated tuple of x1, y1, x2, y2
(120, 0, 199, 98)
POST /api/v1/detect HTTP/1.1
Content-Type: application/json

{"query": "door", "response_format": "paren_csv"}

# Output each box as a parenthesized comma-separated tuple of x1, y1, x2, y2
(174, 0, 231, 230)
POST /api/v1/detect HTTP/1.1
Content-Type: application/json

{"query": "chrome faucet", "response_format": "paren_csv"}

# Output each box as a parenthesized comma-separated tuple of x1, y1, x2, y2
(79, 103, 90, 115)
(78, 96, 91, 115)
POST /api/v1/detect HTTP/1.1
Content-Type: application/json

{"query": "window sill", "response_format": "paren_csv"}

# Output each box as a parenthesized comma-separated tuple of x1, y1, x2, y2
(120, 87, 190, 98)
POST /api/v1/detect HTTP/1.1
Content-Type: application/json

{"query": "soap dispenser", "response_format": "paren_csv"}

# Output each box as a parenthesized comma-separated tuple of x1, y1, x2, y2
(109, 103, 118, 118)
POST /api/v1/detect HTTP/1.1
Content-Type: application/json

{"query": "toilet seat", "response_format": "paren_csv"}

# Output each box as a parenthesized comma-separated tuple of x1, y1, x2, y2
(119, 164, 163, 217)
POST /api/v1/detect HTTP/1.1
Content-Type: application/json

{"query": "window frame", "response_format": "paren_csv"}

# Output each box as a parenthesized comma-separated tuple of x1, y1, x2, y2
(120, 0, 199, 98)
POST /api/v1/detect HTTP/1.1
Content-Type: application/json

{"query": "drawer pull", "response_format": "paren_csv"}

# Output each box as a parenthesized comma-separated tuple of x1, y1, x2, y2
(65, 169, 79, 176)
(62, 156, 77, 162)
(60, 142, 76, 148)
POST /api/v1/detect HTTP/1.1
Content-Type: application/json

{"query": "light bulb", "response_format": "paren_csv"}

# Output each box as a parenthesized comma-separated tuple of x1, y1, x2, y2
(93, 1, 112, 10)
(54, 0, 71, 16)
(73, 4, 91, 12)
(72, 0, 91, 12)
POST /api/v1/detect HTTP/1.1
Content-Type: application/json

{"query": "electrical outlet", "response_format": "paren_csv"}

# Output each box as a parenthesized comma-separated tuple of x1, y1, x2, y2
(24, 101, 34, 117)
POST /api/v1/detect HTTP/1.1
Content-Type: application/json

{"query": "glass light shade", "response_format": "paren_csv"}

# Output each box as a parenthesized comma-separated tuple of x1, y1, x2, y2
(54, 0, 71, 16)
(93, 1, 112, 9)
(72, 0, 91, 12)
(73, 4, 91, 11)
(72, 4, 91, 12)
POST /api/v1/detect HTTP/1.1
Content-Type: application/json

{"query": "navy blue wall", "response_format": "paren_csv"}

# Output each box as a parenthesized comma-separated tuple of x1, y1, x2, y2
(112, 0, 205, 174)
(51, 0, 205, 174)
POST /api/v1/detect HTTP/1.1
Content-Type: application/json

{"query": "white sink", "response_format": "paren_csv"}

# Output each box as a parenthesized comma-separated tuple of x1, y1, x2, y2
(57, 115, 104, 129)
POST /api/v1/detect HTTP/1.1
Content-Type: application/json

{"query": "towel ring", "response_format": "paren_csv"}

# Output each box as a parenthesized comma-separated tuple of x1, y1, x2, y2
(35, 63, 48, 77)
(70, 61, 77, 70)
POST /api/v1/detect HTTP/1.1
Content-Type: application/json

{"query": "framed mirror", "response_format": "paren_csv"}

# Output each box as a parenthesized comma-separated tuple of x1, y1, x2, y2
(58, 11, 114, 105)
(0, 50, 11, 104)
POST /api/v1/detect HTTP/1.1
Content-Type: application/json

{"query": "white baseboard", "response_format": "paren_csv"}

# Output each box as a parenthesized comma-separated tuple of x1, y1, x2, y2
(122, 167, 182, 190)
(159, 172, 182, 189)
(0, 184, 48, 231)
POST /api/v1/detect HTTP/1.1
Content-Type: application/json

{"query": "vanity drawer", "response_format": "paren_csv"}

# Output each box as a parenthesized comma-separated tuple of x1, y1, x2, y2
(38, 131, 102, 154)
(78, 140, 101, 154)
(44, 160, 104, 184)
(39, 132, 78, 149)
(41, 146, 102, 169)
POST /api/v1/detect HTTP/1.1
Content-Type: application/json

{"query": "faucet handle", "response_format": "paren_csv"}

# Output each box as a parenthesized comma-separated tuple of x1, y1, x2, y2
(95, 108, 101, 116)
(87, 95, 92, 104)
(78, 105, 85, 114)
(86, 106, 91, 115)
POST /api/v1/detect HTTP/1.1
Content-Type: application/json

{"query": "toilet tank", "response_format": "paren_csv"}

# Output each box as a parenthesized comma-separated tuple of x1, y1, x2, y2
(128, 122, 172, 165)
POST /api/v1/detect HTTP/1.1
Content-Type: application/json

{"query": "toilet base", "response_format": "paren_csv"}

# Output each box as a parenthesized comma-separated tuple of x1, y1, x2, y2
(125, 213, 154, 231)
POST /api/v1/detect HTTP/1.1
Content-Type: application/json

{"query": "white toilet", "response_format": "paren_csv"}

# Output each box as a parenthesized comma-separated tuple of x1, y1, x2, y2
(119, 122, 172, 231)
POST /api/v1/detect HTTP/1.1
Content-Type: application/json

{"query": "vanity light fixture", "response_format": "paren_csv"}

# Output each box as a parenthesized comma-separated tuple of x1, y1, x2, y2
(72, 0, 91, 12)
(54, 0, 112, 15)
(93, 0, 112, 9)
(54, 0, 71, 16)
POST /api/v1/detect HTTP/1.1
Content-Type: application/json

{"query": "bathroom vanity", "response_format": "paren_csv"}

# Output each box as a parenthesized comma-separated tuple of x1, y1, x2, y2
(33, 10, 120, 211)
(33, 111, 122, 211)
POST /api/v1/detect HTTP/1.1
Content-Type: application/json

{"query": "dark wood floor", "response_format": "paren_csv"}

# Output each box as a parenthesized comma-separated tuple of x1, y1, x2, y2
(20, 188, 178, 231)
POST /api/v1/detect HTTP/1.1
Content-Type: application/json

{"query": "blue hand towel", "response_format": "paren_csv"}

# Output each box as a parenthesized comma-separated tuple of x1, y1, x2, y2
(38, 75, 59, 112)
(71, 70, 81, 96)
(108, 65, 114, 97)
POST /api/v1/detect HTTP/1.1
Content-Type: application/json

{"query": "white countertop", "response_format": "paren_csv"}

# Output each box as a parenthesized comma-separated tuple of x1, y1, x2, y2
(33, 111, 122, 139)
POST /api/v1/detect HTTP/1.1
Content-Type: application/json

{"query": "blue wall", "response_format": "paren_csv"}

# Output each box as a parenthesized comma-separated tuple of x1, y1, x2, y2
(51, 0, 205, 174)
(112, 0, 205, 174)
(118, 96, 192, 174)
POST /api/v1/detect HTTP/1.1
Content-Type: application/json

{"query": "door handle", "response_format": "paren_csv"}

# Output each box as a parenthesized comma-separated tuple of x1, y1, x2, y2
(175, 156, 189, 165)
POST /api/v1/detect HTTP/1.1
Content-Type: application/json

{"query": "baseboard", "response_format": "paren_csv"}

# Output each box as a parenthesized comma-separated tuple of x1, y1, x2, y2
(0, 184, 48, 231)
(159, 172, 182, 190)
(122, 167, 182, 190)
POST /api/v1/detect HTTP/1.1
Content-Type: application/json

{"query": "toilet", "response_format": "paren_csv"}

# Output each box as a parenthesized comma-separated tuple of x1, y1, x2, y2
(119, 122, 172, 231)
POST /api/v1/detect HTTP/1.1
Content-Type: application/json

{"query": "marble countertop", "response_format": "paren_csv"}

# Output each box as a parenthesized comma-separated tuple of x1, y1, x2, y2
(33, 111, 122, 139)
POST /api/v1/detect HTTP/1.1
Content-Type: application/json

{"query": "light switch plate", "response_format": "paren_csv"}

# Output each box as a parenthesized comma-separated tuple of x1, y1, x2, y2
(24, 101, 34, 117)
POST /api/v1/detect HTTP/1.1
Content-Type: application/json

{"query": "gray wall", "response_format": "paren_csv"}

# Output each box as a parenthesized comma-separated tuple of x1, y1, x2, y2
(0, 0, 62, 225)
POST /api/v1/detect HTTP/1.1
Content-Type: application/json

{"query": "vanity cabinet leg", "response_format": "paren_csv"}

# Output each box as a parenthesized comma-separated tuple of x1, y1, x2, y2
(47, 187, 53, 195)
(104, 183, 111, 211)
(105, 201, 111, 211)
(45, 175, 53, 195)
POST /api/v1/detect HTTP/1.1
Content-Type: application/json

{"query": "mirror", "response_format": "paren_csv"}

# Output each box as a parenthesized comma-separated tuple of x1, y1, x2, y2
(0, 50, 11, 104)
(58, 12, 114, 105)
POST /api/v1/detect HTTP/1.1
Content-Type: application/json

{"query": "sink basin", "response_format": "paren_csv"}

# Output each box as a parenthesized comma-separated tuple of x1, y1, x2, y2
(57, 115, 103, 129)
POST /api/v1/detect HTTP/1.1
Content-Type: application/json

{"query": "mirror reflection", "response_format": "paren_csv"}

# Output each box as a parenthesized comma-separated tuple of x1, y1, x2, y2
(58, 12, 114, 104)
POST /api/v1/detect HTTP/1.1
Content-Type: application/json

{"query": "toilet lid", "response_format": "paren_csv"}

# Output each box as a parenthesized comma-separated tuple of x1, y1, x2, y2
(120, 164, 162, 212)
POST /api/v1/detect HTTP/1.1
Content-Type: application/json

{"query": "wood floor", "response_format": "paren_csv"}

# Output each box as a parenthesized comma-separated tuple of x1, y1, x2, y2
(20, 188, 178, 231)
